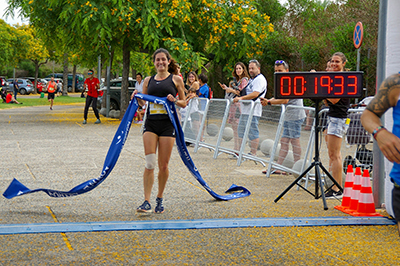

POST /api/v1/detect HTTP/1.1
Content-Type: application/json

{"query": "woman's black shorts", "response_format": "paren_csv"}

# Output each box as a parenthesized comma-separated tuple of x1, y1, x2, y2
(143, 118, 176, 137)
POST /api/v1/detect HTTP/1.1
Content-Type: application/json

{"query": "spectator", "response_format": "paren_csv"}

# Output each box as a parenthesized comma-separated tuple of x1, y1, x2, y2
(323, 52, 349, 199)
(187, 86, 201, 140)
(12, 79, 19, 100)
(134, 102, 146, 124)
(1, 87, 7, 102)
(233, 59, 267, 156)
(326, 58, 332, 71)
(176, 64, 183, 80)
(186, 71, 199, 94)
(135, 73, 145, 123)
(197, 73, 210, 114)
(83, 69, 101, 124)
(260, 60, 306, 174)
(5, 91, 22, 104)
(219, 62, 250, 155)
(197, 74, 210, 99)
(135, 73, 144, 93)
(130, 48, 186, 213)
(361, 73, 400, 236)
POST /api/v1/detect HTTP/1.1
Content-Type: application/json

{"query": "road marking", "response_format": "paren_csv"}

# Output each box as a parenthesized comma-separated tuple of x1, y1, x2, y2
(46, 206, 74, 250)
(25, 164, 36, 180)
(0, 216, 395, 235)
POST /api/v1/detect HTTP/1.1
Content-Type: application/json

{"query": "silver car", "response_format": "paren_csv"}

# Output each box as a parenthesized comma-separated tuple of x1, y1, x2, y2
(7, 79, 34, 95)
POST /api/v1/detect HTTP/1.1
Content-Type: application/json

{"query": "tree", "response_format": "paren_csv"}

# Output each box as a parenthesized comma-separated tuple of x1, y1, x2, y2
(0, 20, 18, 72)
(7, 0, 274, 117)
(0, 19, 32, 76)
(15, 25, 49, 93)
(257, 0, 379, 99)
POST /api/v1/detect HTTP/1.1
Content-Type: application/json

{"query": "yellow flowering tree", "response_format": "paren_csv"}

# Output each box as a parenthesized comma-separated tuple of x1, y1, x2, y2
(15, 25, 49, 93)
(8, 0, 274, 113)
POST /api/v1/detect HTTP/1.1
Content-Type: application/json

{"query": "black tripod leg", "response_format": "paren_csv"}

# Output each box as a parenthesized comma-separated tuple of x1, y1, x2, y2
(274, 162, 316, 203)
(319, 163, 343, 192)
(315, 164, 328, 210)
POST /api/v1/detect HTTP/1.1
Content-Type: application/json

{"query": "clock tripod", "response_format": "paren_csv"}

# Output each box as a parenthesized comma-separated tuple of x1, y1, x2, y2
(274, 99, 343, 210)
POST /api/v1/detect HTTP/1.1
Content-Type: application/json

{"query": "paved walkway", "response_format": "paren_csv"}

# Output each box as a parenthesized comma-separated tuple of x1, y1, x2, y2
(0, 103, 399, 265)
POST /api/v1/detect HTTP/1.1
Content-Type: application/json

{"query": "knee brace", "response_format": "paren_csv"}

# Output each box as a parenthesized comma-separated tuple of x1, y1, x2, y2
(145, 153, 157, 169)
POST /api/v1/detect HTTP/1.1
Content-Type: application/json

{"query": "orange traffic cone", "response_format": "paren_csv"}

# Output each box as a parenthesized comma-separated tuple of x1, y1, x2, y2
(342, 167, 362, 215)
(351, 169, 383, 217)
(335, 165, 354, 212)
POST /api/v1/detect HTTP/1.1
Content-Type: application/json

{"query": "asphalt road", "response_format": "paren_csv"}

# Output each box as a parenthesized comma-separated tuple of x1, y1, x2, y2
(0, 103, 399, 265)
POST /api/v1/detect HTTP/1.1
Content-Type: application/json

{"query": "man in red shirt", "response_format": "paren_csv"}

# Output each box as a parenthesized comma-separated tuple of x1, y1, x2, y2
(83, 69, 101, 124)
(5, 91, 22, 104)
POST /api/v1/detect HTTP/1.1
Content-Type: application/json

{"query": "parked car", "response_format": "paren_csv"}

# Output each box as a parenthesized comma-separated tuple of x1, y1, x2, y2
(43, 78, 63, 92)
(6, 78, 34, 95)
(98, 79, 136, 110)
(45, 73, 84, 92)
(0, 77, 9, 90)
(19, 77, 44, 93)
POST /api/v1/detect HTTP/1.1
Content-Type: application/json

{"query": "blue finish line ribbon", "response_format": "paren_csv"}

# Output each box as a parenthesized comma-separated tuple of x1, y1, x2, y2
(3, 94, 250, 200)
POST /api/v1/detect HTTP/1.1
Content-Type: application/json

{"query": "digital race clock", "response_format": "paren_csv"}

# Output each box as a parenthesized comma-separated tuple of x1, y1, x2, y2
(274, 71, 363, 99)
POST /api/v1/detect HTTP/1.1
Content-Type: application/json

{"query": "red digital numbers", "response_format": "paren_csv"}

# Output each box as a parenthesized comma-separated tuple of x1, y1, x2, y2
(320, 76, 331, 94)
(334, 76, 344, 95)
(348, 75, 357, 95)
(280, 76, 291, 96)
(277, 73, 361, 98)
(293, 77, 305, 95)
(314, 77, 318, 94)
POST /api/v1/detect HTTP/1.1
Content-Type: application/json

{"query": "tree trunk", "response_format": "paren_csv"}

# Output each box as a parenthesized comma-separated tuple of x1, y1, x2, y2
(62, 53, 68, 96)
(72, 65, 77, 93)
(120, 39, 130, 119)
(102, 49, 114, 109)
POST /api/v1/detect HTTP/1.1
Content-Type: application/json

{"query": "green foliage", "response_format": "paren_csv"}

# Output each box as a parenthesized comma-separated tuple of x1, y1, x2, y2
(130, 52, 153, 77)
(5, 0, 380, 101)
(18, 60, 36, 76)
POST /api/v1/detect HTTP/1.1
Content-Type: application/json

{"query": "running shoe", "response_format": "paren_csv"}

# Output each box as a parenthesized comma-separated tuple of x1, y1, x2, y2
(83, 120, 87, 124)
(155, 197, 164, 213)
(94, 119, 101, 124)
(324, 189, 343, 199)
(137, 200, 152, 213)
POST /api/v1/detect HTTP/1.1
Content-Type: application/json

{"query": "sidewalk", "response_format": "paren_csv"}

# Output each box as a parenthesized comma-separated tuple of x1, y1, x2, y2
(0, 104, 399, 265)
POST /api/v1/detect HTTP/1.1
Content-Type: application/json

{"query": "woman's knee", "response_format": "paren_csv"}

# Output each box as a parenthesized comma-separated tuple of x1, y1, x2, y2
(158, 162, 169, 172)
(328, 150, 341, 161)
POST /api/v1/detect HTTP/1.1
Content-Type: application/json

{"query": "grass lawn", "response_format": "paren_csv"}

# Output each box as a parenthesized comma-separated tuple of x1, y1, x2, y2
(0, 95, 86, 109)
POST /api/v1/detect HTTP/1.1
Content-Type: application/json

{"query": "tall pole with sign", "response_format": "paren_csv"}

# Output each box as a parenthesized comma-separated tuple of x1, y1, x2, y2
(353, 22, 364, 103)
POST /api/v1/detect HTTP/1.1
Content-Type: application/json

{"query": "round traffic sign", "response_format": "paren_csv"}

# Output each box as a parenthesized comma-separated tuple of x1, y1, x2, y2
(353, 21, 363, 49)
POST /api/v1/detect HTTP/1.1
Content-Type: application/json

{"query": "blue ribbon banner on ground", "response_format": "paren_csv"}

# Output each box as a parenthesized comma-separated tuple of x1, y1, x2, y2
(3, 94, 250, 200)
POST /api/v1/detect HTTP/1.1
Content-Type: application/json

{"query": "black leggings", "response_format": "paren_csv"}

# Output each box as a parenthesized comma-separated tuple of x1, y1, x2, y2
(84, 96, 99, 120)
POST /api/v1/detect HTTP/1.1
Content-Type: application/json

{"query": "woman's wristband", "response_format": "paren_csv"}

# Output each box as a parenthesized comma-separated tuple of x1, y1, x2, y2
(372, 126, 386, 140)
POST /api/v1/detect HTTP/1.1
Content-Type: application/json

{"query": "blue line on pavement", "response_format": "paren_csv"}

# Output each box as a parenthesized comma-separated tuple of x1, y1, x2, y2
(0, 216, 396, 235)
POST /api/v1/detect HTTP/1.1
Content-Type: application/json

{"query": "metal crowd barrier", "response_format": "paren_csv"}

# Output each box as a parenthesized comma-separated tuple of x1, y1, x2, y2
(179, 98, 370, 190)
(299, 107, 372, 190)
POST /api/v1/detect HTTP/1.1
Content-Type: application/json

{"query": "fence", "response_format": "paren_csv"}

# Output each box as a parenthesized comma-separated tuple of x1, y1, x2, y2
(179, 98, 371, 189)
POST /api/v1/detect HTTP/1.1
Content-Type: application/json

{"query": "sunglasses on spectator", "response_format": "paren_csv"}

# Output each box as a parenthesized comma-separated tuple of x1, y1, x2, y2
(88, 72, 93, 75)
(249, 59, 259, 64)
(275, 60, 286, 65)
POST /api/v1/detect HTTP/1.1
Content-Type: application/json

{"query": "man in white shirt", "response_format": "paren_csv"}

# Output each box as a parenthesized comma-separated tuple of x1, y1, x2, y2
(135, 73, 144, 93)
(260, 60, 306, 174)
(233, 59, 267, 155)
